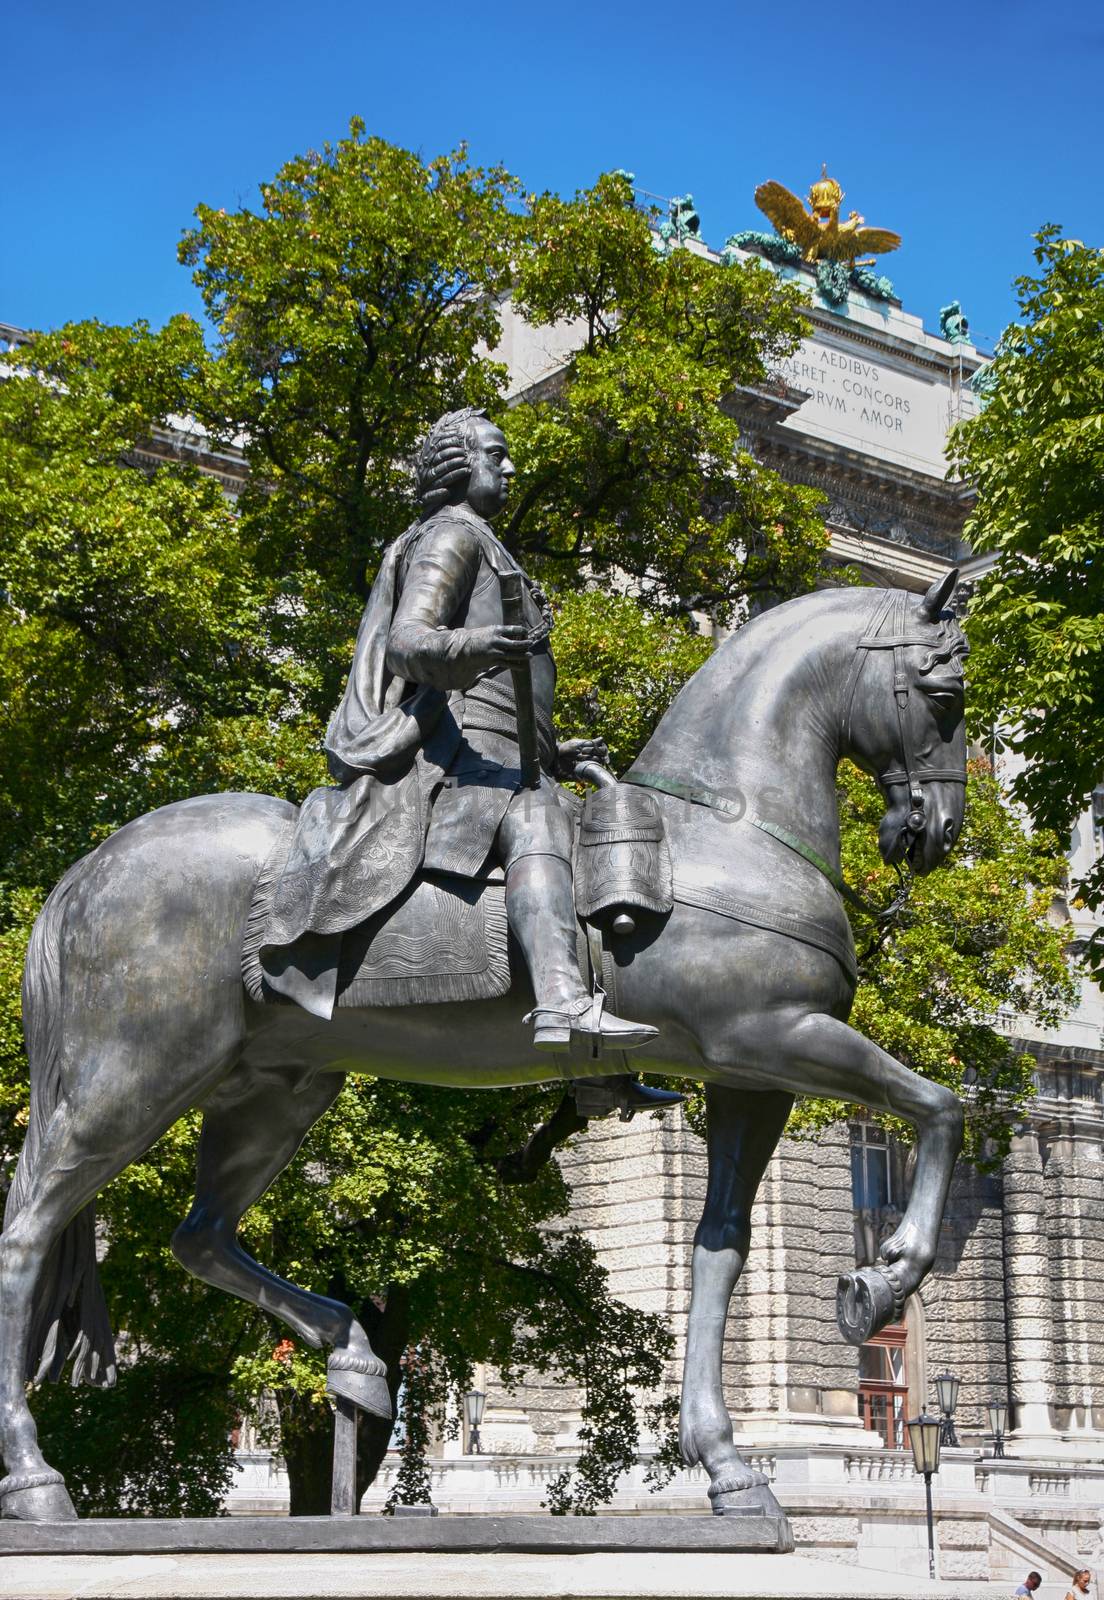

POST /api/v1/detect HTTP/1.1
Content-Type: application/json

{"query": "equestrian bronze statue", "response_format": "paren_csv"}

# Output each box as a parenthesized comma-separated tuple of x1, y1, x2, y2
(0, 406, 969, 1525)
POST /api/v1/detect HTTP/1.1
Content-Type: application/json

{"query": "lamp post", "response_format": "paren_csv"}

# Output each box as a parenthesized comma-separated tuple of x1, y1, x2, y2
(463, 1389, 486, 1455)
(987, 1399, 1008, 1460)
(907, 1412, 942, 1581)
(933, 1370, 961, 1448)
(1091, 782, 1104, 832)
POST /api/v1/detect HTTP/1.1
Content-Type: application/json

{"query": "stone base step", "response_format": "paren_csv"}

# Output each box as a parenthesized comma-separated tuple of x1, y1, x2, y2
(0, 1511, 790, 1557)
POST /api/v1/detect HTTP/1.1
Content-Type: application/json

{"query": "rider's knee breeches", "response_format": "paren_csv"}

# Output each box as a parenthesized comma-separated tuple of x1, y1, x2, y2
(496, 783, 574, 871)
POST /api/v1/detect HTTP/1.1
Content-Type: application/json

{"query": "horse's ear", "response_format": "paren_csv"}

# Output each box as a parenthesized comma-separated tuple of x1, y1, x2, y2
(920, 567, 958, 621)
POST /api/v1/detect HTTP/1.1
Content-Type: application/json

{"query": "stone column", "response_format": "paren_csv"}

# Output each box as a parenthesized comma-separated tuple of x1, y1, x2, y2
(919, 1160, 1007, 1435)
(1002, 1128, 1057, 1440)
(1042, 1143, 1104, 1432)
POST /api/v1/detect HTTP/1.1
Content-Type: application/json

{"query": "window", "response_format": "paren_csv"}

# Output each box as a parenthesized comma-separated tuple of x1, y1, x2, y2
(858, 1324, 908, 1449)
(850, 1121, 896, 1210)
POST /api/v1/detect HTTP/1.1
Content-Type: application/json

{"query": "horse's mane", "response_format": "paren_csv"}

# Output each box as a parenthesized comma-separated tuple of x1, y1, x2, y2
(711, 585, 969, 676)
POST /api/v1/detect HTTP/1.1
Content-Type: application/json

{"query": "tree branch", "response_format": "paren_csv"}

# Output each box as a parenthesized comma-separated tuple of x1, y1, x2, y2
(482, 1092, 587, 1184)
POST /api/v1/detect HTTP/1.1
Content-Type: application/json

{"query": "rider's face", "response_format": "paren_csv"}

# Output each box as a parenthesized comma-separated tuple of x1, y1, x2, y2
(465, 421, 515, 518)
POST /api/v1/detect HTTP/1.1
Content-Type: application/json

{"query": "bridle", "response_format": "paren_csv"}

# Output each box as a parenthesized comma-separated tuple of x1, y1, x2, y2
(623, 588, 968, 925)
(841, 589, 968, 852)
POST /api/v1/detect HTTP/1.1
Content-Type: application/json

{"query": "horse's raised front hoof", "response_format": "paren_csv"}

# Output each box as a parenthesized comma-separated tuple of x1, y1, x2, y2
(836, 1265, 902, 1346)
(709, 1479, 794, 1549)
(0, 1469, 77, 1521)
(327, 1352, 392, 1421)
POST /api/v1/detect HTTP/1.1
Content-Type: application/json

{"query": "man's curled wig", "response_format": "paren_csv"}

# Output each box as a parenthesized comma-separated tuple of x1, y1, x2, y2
(415, 407, 488, 513)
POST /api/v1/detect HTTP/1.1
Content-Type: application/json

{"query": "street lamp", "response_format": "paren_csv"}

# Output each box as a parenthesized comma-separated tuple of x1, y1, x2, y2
(1091, 782, 1104, 831)
(987, 1399, 1008, 1460)
(907, 1412, 942, 1581)
(463, 1389, 486, 1455)
(933, 1370, 961, 1448)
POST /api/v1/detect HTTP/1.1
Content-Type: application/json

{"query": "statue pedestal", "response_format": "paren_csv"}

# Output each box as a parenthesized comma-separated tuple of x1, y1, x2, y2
(0, 1512, 790, 1557)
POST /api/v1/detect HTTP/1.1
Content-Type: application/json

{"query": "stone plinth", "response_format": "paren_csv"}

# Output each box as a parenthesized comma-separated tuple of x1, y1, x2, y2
(0, 1513, 791, 1558)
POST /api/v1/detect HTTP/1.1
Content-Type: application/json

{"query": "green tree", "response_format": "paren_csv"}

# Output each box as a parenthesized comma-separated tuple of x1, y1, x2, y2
(949, 227, 1104, 971)
(178, 123, 522, 719)
(225, 1080, 680, 1514)
(0, 318, 285, 891)
(550, 591, 713, 771)
(503, 172, 826, 615)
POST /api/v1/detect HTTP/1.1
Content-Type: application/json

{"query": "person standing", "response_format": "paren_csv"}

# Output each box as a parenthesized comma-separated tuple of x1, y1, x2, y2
(1014, 1575, 1042, 1598)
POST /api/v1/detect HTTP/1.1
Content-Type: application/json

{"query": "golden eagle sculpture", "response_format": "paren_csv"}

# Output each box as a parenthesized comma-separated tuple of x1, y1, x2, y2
(754, 166, 901, 265)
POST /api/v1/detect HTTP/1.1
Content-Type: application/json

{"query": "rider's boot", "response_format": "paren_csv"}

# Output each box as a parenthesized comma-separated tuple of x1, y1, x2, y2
(506, 853, 657, 1053)
(571, 1075, 685, 1121)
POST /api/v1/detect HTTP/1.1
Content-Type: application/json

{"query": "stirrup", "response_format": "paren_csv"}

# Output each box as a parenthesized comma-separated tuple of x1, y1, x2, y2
(525, 992, 606, 1050)
(572, 1075, 686, 1122)
(523, 993, 658, 1053)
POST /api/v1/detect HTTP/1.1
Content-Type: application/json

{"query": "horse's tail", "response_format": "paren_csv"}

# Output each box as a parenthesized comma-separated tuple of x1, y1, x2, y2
(3, 867, 116, 1387)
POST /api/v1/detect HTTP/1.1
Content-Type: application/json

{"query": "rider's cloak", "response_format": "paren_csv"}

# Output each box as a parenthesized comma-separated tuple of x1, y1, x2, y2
(258, 520, 463, 1016)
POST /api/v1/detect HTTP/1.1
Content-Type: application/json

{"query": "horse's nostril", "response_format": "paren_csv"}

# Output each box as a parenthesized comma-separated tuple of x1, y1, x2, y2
(943, 819, 957, 849)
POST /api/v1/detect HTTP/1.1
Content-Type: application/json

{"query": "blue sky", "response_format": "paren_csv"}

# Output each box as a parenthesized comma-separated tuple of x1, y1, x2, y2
(3, 0, 1100, 352)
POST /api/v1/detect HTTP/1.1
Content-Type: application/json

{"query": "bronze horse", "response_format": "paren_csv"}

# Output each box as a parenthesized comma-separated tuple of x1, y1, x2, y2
(0, 573, 968, 1522)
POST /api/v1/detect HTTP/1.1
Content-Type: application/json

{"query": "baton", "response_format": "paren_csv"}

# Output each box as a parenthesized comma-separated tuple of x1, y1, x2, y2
(499, 572, 541, 790)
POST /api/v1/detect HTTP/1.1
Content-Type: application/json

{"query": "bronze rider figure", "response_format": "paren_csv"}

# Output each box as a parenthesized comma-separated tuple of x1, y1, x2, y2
(260, 407, 678, 1118)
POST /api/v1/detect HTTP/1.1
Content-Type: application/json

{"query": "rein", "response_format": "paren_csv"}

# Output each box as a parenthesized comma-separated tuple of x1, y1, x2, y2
(622, 770, 901, 922)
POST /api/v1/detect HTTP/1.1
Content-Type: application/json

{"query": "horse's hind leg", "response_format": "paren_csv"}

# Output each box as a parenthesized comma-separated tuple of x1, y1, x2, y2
(681, 1084, 793, 1523)
(171, 1067, 390, 1420)
(0, 1096, 198, 1521)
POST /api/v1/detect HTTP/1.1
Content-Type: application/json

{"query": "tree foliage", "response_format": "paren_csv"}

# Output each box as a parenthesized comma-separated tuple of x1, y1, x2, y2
(223, 1079, 681, 1514)
(29, 1360, 239, 1518)
(550, 591, 712, 771)
(0, 318, 280, 890)
(949, 227, 1104, 969)
(179, 123, 521, 714)
(503, 173, 826, 616)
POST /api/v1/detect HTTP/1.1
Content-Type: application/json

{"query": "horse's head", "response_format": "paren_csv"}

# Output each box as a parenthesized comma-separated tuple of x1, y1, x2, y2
(843, 571, 969, 877)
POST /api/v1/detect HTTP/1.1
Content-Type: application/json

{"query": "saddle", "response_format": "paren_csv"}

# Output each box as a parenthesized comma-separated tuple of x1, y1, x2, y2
(244, 863, 510, 1009)
(242, 783, 673, 1010)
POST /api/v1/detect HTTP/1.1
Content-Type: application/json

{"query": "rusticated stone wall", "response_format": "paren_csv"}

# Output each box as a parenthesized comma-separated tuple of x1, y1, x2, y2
(494, 1108, 861, 1438)
(482, 1075, 1104, 1466)
(1042, 1150, 1104, 1426)
(920, 1160, 1008, 1435)
(723, 1126, 858, 1421)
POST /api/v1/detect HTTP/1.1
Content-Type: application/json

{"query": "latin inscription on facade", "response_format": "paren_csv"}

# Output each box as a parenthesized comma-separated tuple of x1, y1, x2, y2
(778, 334, 953, 479)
